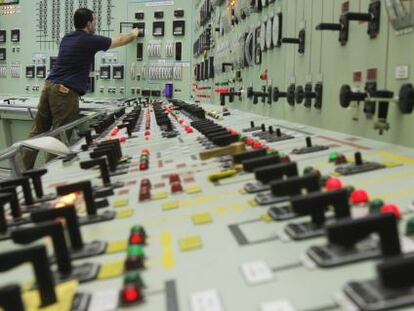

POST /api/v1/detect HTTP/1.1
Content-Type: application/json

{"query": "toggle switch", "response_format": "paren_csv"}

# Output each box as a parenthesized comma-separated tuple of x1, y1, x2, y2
(292, 137, 329, 154)
(0, 177, 34, 206)
(296, 83, 323, 109)
(286, 188, 351, 240)
(264, 174, 322, 214)
(232, 148, 267, 164)
(244, 162, 298, 194)
(30, 205, 106, 260)
(11, 220, 73, 275)
(308, 212, 401, 267)
(0, 188, 22, 220)
(81, 158, 111, 186)
(344, 255, 414, 311)
(334, 151, 385, 175)
(0, 245, 56, 307)
(22, 168, 53, 201)
(56, 181, 115, 225)
(339, 84, 367, 108)
(242, 154, 281, 172)
(0, 284, 25, 311)
(273, 84, 296, 105)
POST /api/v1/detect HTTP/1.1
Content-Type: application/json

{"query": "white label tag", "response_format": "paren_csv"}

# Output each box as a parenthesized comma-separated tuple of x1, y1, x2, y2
(395, 65, 409, 80)
(334, 292, 359, 311)
(401, 236, 414, 253)
(190, 289, 223, 311)
(261, 300, 296, 311)
(299, 253, 316, 270)
(241, 260, 274, 285)
(88, 290, 119, 311)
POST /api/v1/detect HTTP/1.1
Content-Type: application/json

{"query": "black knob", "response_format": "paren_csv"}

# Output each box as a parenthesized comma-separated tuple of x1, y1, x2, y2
(254, 162, 298, 184)
(261, 123, 266, 132)
(354, 152, 363, 166)
(306, 137, 312, 148)
(242, 154, 281, 172)
(295, 85, 305, 104)
(270, 174, 321, 197)
(399, 83, 414, 114)
(250, 121, 255, 128)
(273, 87, 287, 102)
(340, 84, 367, 108)
(268, 126, 274, 134)
(287, 84, 296, 106)
(276, 128, 282, 137)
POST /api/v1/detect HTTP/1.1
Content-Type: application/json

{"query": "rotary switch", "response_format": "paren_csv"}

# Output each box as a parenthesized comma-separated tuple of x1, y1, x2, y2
(273, 84, 296, 106)
(296, 83, 323, 109)
(339, 85, 367, 108)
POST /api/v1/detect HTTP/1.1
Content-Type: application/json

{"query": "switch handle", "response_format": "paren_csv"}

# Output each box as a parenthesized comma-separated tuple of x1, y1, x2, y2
(57, 181, 97, 216)
(0, 177, 34, 206)
(0, 245, 56, 306)
(0, 188, 21, 219)
(11, 220, 72, 274)
(80, 158, 111, 186)
(0, 284, 25, 311)
(316, 23, 342, 31)
(23, 168, 47, 198)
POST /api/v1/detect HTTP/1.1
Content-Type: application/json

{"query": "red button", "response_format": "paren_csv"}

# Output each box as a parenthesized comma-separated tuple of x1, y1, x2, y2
(144, 130, 151, 136)
(169, 174, 180, 184)
(120, 284, 143, 304)
(281, 155, 291, 163)
(139, 189, 151, 202)
(140, 179, 151, 189)
(335, 155, 347, 165)
(139, 163, 148, 171)
(350, 190, 370, 204)
(186, 127, 193, 133)
(171, 182, 183, 193)
(142, 149, 150, 155)
(263, 146, 270, 151)
(120, 136, 127, 142)
(325, 177, 343, 190)
(129, 233, 145, 245)
(179, 120, 184, 125)
(253, 141, 262, 150)
(111, 128, 119, 136)
(380, 204, 401, 218)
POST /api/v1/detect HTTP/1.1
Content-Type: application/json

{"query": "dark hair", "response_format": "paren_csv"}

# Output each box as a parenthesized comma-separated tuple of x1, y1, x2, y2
(74, 8, 94, 29)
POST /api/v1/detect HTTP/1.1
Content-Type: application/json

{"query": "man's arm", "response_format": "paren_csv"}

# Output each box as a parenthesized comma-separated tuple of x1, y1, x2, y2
(109, 28, 140, 49)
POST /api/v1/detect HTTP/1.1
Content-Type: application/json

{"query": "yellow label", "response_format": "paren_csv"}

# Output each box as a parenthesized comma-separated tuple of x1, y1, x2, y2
(162, 200, 179, 211)
(215, 206, 227, 215)
(153, 191, 169, 200)
(261, 213, 273, 223)
(106, 240, 128, 253)
(381, 161, 402, 168)
(116, 208, 134, 219)
(98, 260, 124, 280)
(185, 184, 202, 194)
(248, 199, 258, 207)
(160, 231, 176, 268)
(112, 198, 129, 208)
(23, 280, 78, 311)
(238, 188, 247, 194)
(179, 235, 202, 251)
(192, 212, 213, 225)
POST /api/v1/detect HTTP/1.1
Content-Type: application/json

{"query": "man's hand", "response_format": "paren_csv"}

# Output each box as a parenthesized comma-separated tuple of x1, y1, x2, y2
(131, 28, 140, 37)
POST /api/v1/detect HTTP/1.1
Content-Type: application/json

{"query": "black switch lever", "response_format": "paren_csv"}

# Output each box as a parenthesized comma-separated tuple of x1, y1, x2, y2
(270, 173, 321, 197)
(97, 139, 123, 159)
(0, 188, 22, 219)
(22, 168, 48, 199)
(118, 122, 133, 137)
(327, 212, 401, 258)
(254, 162, 298, 184)
(316, 1, 381, 46)
(11, 220, 73, 275)
(30, 205, 83, 251)
(56, 181, 97, 216)
(80, 158, 111, 186)
(281, 29, 305, 54)
(242, 154, 281, 172)
(232, 149, 267, 164)
(291, 188, 351, 226)
(79, 130, 93, 146)
(296, 83, 323, 108)
(0, 193, 11, 233)
(0, 245, 56, 306)
(90, 148, 117, 171)
(0, 285, 25, 311)
(378, 255, 414, 289)
(0, 177, 34, 206)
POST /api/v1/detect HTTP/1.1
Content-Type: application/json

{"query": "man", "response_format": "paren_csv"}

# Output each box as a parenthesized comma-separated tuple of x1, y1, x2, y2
(23, 8, 140, 169)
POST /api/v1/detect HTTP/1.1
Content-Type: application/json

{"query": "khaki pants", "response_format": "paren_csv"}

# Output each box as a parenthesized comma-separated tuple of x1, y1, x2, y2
(22, 80, 80, 170)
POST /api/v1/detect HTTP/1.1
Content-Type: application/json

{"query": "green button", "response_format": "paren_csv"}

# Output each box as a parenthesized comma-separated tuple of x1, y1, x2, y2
(369, 199, 384, 213)
(406, 218, 414, 236)
(130, 225, 143, 234)
(266, 148, 274, 155)
(124, 271, 145, 288)
(344, 185, 355, 196)
(127, 245, 144, 257)
(303, 166, 314, 175)
(329, 152, 338, 162)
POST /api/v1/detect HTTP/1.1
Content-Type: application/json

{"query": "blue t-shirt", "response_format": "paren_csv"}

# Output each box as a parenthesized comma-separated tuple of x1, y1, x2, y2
(48, 30, 111, 95)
